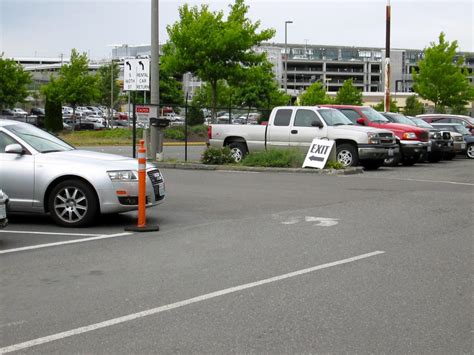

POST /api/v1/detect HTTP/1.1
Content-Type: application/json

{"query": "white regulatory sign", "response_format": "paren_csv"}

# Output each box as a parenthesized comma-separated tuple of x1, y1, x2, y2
(136, 59, 150, 91)
(302, 139, 335, 169)
(124, 59, 137, 91)
(123, 59, 150, 91)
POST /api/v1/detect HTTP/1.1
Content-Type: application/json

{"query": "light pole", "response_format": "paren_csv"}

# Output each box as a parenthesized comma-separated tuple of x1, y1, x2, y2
(284, 20, 293, 93)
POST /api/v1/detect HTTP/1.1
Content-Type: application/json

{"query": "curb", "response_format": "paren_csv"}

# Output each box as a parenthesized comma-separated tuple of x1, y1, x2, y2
(163, 142, 207, 147)
(153, 162, 364, 175)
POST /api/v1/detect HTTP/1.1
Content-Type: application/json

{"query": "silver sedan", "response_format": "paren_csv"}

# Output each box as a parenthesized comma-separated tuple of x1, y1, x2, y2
(0, 119, 165, 227)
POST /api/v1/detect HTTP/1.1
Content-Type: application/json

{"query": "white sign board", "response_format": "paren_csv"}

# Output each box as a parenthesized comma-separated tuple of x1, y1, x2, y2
(135, 105, 158, 121)
(302, 139, 335, 169)
(123, 59, 150, 91)
(136, 59, 150, 91)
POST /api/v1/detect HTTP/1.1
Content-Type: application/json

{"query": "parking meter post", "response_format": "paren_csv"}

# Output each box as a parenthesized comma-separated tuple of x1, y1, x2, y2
(132, 94, 137, 158)
(143, 129, 152, 160)
(185, 95, 189, 162)
(125, 139, 159, 232)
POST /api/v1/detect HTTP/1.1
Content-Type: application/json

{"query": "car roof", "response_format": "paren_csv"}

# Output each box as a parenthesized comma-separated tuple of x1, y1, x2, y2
(431, 123, 464, 126)
(417, 114, 472, 119)
(0, 119, 26, 127)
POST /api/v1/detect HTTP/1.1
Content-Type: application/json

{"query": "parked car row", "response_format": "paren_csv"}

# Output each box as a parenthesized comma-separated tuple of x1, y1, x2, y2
(209, 106, 473, 169)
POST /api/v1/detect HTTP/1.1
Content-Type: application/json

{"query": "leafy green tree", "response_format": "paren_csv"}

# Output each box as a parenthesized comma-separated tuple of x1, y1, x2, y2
(57, 49, 100, 129)
(0, 56, 32, 110)
(334, 79, 362, 105)
(412, 32, 474, 113)
(97, 62, 120, 118)
(233, 60, 290, 111)
(162, 0, 275, 118)
(298, 82, 331, 105)
(373, 98, 398, 112)
(403, 95, 424, 116)
(159, 68, 184, 106)
(41, 78, 63, 132)
(187, 103, 205, 125)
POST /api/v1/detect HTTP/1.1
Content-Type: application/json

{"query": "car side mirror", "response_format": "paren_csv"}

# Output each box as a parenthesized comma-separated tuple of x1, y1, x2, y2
(5, 144, 24, 155)
(356, 118, 366, 126)
(311, 120, 323, 128)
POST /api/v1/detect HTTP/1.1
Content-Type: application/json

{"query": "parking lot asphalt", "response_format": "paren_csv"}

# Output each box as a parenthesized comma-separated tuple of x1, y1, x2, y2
(1, 158, 472, 353)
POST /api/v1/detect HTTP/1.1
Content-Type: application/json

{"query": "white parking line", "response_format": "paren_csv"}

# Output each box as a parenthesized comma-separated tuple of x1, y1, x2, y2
(0, 232, 133, 255)
(0, 230, 112, 237)
(0, 251, 384, 354)
(357, 176, 474, 186)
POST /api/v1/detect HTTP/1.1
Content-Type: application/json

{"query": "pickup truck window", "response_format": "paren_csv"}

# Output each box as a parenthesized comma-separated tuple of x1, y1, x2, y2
(274, 109, 292, 126)
(294, 109, 320, 127)
(360, 107, 389, 123)
(339, 109, 361, 123)
(318, 109, 353, 126)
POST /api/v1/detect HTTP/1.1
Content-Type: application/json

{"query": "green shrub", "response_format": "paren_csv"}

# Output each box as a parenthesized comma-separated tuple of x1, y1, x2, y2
(44, 98, 63, 132)
(324, 160, 345, 169)
(242, 149, 305, 168)
(164, 127, 185, 140)
(201, 146, 235, 165)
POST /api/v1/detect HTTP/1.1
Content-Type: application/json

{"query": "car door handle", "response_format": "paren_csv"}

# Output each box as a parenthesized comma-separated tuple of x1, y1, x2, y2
(291, 130, 298, 134)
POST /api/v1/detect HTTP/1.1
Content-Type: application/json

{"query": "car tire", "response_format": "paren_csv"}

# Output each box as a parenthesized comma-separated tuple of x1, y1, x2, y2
(443, 152, 456, 160)
(384, 152, 400, 167)
(228, 142, 247, 163)
(466, 144, 474, 159)
(361, 159, 384, 170)
(336, 143, 359, 168)
(48, 179, 98, 227)
(427, 152, 442, 163)
(401, 154, 419, 166)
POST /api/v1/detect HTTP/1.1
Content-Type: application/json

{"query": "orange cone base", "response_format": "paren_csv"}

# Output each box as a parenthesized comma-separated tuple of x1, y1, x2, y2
(125, 225, 160, 232)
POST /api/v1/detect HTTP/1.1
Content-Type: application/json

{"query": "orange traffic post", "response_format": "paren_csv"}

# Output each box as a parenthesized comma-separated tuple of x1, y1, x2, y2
(125, 140, 159, 232)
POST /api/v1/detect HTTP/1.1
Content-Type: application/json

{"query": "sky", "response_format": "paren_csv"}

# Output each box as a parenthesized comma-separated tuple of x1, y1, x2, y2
(1, 0, 473, 60)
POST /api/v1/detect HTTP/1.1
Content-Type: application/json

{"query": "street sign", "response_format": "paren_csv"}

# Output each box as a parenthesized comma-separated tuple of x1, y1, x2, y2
(136, 59, 150, 91)
(302, 139, 335, 169)
(123, 59, 150, 91)
(124, 59, 137, 91)
(135, 105, 158, 122)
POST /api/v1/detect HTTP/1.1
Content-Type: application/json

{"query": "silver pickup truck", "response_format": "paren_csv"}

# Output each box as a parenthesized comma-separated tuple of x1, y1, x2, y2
(208, 106, 398, 170)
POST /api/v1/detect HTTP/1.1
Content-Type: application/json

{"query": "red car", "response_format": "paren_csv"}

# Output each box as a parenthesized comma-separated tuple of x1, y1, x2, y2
(322, 105, 430, 166)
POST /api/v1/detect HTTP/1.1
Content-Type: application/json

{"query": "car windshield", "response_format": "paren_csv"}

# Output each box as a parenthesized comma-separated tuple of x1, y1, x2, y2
(360, 107, 389, 123)
(388, 113, 416, 126)
(453, 125, 471, 135)
(410, 118, 433, 128)
(4, 123, 74, 153)
(317, 109, 353, 126)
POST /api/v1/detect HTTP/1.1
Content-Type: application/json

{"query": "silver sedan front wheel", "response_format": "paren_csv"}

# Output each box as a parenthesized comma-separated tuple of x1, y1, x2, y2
(467, 144, 474, 159)
(48, 180, 98, 227)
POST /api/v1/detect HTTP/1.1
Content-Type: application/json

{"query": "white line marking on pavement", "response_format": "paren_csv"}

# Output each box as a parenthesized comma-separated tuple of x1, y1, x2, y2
(0, 233, 133, 255)
(0, 230, 113, 237)
(358, 176, 474, 186)
(0, 251, 385, 354)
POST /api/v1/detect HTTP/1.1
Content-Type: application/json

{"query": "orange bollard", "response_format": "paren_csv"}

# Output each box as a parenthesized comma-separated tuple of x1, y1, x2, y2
(125, 139, 159, 232)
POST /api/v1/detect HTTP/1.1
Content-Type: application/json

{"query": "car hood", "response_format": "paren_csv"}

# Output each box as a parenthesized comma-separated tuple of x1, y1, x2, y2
(374, 122, 425, 133)
(334, 125, 393, 135)
(35, 149, 142, 170)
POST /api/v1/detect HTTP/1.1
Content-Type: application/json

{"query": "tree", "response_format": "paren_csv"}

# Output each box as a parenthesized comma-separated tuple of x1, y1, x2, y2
(159, 68, 184, 106)
(162, 0, 275, 118)
(298, 82, 331, 105)
(0, 56, 32, 110)
(412, 32, 474, 113)
(96, 62, 120, 120)
(233, 60, 290, 111)
(334, 79, 362, 105)
(41, 78, 63, 132)
(57, 49, 100, 129)
(373, 98, 398, 112)
(403, 95, 424, 116)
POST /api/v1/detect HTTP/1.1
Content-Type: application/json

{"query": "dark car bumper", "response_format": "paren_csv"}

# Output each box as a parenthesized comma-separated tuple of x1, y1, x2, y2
(400, 140, 429, 158)
(358, 144, 399, 160)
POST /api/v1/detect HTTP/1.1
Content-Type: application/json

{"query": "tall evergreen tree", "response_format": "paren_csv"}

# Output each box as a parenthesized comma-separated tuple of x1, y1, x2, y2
(334, 79, 363, 105)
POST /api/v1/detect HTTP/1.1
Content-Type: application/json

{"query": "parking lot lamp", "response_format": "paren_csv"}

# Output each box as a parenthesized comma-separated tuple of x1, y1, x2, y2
(284, 20, 293, 93)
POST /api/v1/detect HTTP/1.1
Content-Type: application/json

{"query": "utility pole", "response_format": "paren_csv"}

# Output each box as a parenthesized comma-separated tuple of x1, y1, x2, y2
(284, 20, 293, 93)
(384, 0, 391, 112)
(150, 0, 161, 160)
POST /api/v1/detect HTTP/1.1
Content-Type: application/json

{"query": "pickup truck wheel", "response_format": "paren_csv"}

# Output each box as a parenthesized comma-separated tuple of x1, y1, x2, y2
(361, 159, 384, 170)
(48, 179, 98, 227)
(466, 144, 474, 159)
(228, 142, 247, 163)
(401, 154, 419, 166)
(336, 144, 359, 168)
(384, 148, 401, 167)
(427, 152, 442, 163)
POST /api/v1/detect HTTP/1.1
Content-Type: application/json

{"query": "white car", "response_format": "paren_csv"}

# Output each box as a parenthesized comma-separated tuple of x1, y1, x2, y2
(0, 189, 8, 229)
(12, 108, 28, 116)
(0, 120, 165, 227)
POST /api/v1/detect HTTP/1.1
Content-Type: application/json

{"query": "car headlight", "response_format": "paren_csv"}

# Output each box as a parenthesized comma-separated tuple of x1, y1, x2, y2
(402, 132, 417, 140)
(367, 132, 380, 144)
(107, 170, 138, 181)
